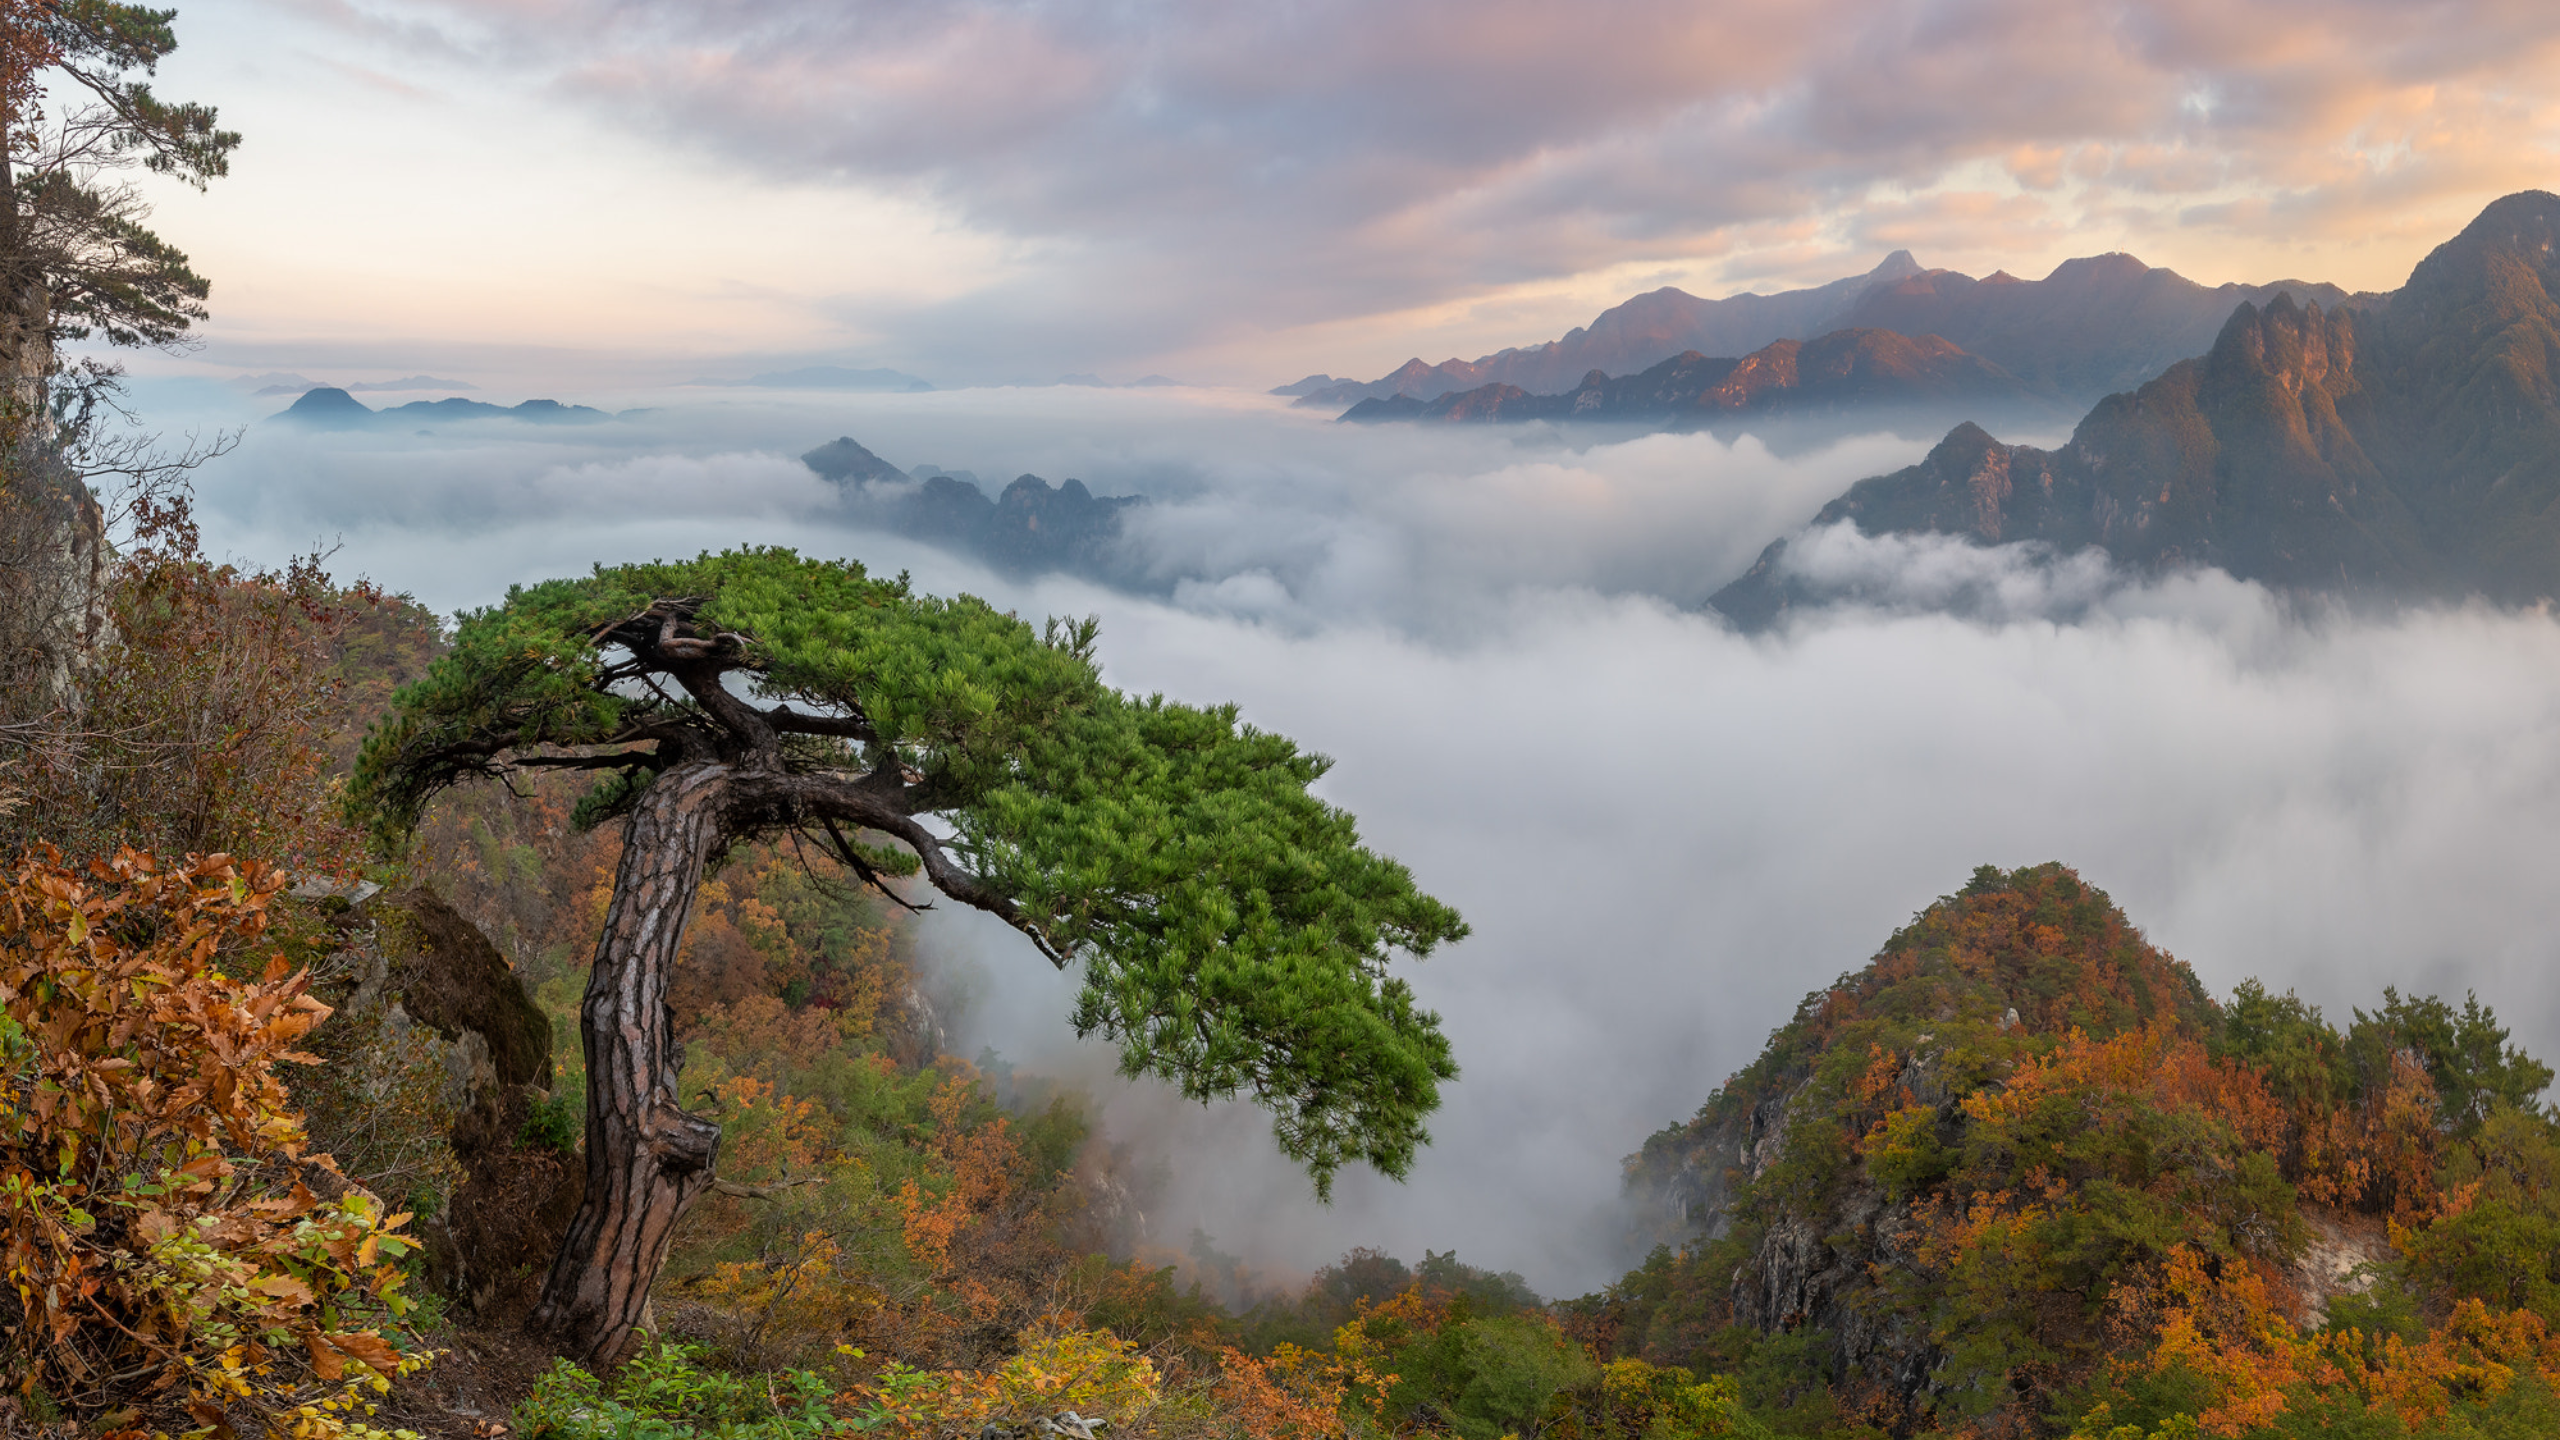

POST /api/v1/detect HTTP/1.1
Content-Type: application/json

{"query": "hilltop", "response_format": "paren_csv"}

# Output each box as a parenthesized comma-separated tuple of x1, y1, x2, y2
(1593, 862, 2560, 1438)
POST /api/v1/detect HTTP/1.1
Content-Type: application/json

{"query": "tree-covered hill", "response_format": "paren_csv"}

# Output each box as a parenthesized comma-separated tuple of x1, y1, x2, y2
(1596, 863, 2560, 1439)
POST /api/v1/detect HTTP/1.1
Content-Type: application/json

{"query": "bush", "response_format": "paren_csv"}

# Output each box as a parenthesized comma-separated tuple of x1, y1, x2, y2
(853, 1325, 1162, 1439)
(0, 848, 428, 1435)
(523, 1087, 583, 1153)
(515, 1339, 841, 1440)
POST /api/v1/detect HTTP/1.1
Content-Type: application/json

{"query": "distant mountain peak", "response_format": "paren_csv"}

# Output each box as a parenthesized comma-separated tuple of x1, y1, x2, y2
(272, 387, 612, 427)
(1292, 244, 2370, 415)
(2041, 251, 2152, 285)
(1340, 327, 2052, 428)
(278, 387, 374, 427)
(1711, 189, 2560, 625)
(801, 436, 907, 485)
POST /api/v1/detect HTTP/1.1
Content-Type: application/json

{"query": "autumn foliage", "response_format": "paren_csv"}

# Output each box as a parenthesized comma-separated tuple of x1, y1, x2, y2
(1605, 863, 2560, 1440)
(0, 848, 424, 1435)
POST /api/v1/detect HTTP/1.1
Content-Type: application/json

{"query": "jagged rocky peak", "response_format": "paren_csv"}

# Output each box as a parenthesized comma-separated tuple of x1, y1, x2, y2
(2196, 288, 2358, 404)
(1708, 191, 2560, 626)
(796, 437, 1142, 580)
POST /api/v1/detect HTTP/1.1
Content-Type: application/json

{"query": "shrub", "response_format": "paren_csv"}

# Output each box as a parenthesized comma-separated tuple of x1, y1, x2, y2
(523, 1087, 583, 1153)
(0, 848, 428, 1435)
(852, 1325, 1161, 1439)
(515, 1339, 841, 1440)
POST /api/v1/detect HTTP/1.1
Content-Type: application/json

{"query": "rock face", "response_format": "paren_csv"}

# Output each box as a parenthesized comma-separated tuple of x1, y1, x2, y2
(384, 887, 554, 1115)
(0, 452, 107, 710)
(1712, 191, 2560, 625)
(320, 888, 578, 1319)
(1341, 329, 2050, 427)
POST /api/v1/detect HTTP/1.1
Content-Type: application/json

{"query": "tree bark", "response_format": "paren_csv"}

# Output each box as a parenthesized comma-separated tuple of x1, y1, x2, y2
(0, 140, 48, 447)
(529, 760, 732, 1362)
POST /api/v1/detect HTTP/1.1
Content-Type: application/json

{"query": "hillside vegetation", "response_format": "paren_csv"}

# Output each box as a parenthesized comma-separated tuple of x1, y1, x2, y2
(1605, 863, 2560, 1439)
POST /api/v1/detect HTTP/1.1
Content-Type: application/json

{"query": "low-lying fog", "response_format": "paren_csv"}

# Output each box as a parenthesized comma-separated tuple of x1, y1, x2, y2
(152, 378, 2560, 1300)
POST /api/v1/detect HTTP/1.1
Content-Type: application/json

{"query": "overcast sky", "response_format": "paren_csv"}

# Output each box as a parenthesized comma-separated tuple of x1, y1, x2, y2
(121, 0, 2560, 389)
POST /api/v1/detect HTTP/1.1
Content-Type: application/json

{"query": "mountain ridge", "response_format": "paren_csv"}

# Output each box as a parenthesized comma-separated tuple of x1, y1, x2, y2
(1712, 190, 2560, 626)
(1338, 327, 2063, 428)
(1298, 251, 2384, 413)
(272, 386, 616, 427)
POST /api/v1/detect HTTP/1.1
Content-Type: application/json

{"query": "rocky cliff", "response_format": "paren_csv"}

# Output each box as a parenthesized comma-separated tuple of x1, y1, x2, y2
(1713, 191, 2560, 625)
(800, 436, 1142, 580)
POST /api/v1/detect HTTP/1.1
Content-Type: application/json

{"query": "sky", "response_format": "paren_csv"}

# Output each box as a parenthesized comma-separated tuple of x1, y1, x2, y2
(113, 0, 2560, 391)
(69, 0, 2560, 1299)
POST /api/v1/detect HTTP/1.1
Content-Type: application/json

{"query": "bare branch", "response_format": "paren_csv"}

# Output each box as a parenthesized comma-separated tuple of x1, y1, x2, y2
(764, 702, 876, 743)
(512, 752, 655, 773)
(709, 1176, 825, 1201)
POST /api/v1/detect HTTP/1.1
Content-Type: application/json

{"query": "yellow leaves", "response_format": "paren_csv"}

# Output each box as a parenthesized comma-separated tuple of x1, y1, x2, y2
(852, 1325, 1162, 1440)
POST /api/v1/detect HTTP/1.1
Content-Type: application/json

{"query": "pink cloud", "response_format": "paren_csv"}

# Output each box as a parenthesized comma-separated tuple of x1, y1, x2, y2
(315, 0, 2560, 375)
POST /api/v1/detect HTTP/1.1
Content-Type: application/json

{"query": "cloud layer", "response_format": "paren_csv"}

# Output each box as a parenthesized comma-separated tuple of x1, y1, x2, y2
(263, 0, 2560, 378)
(182, 386, 2560, 1298)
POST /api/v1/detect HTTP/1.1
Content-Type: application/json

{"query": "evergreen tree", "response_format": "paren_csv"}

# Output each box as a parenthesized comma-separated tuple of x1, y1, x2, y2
(351, 549, 1467, 1361)
(0, 1, 238, 435)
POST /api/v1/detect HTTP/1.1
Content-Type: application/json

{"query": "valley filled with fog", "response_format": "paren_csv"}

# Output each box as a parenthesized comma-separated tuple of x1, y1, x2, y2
(158, 378, 2560, 1299)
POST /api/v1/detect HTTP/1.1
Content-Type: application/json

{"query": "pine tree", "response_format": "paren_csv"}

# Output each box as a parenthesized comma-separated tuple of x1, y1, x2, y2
(351, 548, 1468, 1361)
(0, 1, 238, 436)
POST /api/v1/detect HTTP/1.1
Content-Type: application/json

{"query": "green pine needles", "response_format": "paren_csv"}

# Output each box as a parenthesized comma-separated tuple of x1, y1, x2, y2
(350, 548, 1465, 1192)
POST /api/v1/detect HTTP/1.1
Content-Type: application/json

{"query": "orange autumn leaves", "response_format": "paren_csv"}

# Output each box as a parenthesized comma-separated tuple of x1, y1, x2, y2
(2088, 1253, 2560, 1437)
(0, 849, 423, 1435)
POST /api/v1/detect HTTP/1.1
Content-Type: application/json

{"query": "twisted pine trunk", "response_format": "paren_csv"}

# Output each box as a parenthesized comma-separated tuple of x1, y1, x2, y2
(530, 761, 731, 1361)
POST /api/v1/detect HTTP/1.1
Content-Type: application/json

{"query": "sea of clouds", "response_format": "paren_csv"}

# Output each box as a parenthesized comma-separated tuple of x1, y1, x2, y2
(151, 379, 2560, 1299)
